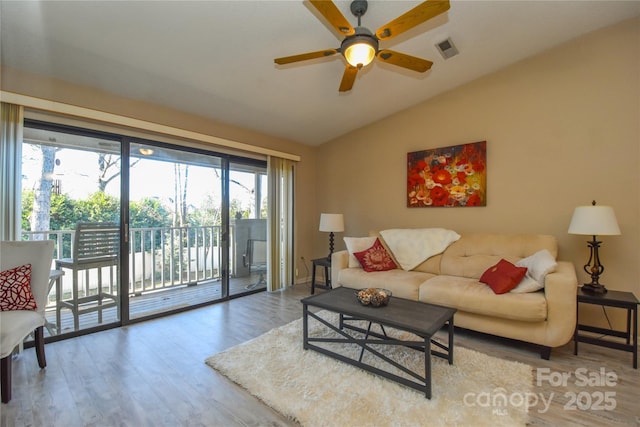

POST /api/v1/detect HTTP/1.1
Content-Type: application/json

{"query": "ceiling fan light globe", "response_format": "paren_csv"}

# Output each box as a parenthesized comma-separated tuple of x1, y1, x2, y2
(344, 42, 376, 67)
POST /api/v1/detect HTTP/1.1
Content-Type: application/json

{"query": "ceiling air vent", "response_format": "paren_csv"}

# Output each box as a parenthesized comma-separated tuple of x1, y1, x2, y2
(436, 37, 459, 60)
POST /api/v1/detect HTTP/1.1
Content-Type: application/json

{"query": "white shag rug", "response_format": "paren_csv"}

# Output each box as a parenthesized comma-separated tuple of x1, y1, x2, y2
(205, 311, 532, 427)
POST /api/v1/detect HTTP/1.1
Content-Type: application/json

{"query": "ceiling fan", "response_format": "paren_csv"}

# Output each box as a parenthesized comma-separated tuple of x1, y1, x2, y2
(274, 0, 450, 92)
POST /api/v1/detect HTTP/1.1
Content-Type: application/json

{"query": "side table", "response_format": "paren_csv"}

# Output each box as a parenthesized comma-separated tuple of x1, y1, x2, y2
(574, 288, 638, 369)
(311, 257, 331, 294)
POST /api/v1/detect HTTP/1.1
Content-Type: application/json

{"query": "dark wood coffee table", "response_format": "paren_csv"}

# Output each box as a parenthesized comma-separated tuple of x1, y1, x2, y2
(301, 287, 456, 399)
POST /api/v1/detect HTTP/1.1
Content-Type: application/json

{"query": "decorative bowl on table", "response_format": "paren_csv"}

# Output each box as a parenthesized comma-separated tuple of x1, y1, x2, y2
(355, 288, 392, 307)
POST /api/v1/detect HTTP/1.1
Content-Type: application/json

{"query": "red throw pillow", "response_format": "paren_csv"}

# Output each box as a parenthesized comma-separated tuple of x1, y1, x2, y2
(0, 264, 37, 311)
(353, 238, 398, 272)
(480, 259, 527, 294)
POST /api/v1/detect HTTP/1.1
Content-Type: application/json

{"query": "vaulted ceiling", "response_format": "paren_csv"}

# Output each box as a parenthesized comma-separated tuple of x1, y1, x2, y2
(1, 1, 638, 146)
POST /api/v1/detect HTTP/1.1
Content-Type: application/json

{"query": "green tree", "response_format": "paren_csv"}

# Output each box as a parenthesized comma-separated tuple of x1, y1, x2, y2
(30, 145, 59, 238)
(21, 190, 33, 233)
(75, 192, 120, 223)
(190, 194, 221, 227)
(22, 190, 77, 233)
(23, 190, 78, 256)
(130, 198, 171, 252)
(260, 196, 268, 219)
(130, 198, 170, 228)
(230, 199, 248, 220)
(49, 192, 78, 231)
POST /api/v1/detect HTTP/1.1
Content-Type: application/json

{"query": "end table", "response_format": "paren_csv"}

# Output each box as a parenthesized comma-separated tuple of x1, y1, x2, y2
(574, 288, 639, 369)
(311, 257, 331, 294)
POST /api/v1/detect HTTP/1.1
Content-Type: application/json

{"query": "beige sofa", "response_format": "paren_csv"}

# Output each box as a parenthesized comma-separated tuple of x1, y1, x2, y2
(331, 232, 578, 359)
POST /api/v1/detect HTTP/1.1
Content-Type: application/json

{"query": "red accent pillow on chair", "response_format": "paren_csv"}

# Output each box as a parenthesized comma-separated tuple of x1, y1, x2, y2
(480, 259, 527, 294)
(0, 264, 37, 311)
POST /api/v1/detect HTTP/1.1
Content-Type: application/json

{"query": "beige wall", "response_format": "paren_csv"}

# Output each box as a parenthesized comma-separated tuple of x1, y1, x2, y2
(1, 66, 319, 285)
(317, 18, 639, 329)
(2, 17, 638, 330)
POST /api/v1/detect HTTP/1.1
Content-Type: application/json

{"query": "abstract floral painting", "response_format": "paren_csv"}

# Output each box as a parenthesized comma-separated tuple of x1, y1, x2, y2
(407, 141, 486, 207)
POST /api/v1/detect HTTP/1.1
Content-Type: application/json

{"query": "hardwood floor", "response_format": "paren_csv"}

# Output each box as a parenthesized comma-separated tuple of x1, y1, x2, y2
(2, 284, 638, 427)
(46, 275, 266, 336)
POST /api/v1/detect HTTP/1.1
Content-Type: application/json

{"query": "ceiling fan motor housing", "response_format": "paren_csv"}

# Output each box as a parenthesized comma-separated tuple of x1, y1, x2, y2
(350, 0, 368, 18)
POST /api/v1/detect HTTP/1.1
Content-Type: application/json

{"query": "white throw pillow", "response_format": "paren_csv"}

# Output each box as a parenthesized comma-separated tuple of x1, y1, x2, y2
(343, 236, 377, 268)
(511, 249, 557, 293)
(510, 276, 544, 293)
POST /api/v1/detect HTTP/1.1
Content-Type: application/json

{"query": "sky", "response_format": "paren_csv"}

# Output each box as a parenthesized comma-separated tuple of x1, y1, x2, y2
(21, 145, 263, 214)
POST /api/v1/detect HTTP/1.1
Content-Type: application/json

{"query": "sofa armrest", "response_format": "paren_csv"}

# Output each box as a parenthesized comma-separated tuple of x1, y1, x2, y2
(543, 260, 578, 346)
(331, 250, 349, 288)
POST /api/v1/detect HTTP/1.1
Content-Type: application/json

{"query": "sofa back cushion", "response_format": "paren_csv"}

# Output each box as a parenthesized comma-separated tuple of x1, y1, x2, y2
(412, 254, 442, 275)
(440, 233, 558, 279)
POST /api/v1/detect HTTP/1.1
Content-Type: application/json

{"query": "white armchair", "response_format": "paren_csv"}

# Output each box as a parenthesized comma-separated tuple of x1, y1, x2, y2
(0, 240, 54, 403)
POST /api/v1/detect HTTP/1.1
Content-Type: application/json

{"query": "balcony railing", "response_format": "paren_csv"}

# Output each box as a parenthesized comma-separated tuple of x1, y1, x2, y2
(23, 225, 231, 304)
(128, 225, 222, 295)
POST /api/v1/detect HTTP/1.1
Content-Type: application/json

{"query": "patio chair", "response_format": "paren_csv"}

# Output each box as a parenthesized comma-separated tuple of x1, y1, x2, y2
(55, 222, 120, 331)
(242, 238, 267, 289)
(1, 240, 55, 403)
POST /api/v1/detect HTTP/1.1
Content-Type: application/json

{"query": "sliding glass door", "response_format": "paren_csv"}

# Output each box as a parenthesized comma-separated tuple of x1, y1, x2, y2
(127, 141, 226, 319)
(21, 120, 270, 338)
(229, 161, 268, 296)
(21, 123, 122, 335)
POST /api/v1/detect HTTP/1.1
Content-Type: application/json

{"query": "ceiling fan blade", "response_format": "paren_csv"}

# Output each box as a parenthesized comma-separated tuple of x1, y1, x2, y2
(375, 0, 450, 41)
(274, 49, 338, 65)
(310, 0, 355, 36)
(339, 65, 358, 92)
(377, 50, 433, 73)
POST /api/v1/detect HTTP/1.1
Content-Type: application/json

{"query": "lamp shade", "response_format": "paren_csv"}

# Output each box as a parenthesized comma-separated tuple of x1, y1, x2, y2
(568, 205, 621, 236)
(319, 213, 344, 233)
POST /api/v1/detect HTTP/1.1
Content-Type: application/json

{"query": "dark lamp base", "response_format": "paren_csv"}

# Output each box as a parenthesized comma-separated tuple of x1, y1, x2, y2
(582, 283, 608, 294)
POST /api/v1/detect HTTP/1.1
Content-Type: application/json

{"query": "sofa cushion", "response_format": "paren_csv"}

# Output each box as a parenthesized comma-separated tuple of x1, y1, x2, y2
(440, 233, 558, 279)
(338, 268, 434, 301)
(353, 238, 398, 272)
(420, 275, 547, 322)
(480, 259, 528, 294)
(411, 254, 442, 275)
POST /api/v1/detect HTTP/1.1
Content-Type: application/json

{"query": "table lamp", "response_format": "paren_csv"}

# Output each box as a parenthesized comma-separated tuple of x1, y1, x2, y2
(568, 200, 621, 294)
(319, 213, 344, 260)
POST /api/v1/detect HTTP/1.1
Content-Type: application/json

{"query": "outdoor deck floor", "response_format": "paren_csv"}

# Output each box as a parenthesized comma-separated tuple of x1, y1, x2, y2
(44, 274, 265, 337)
